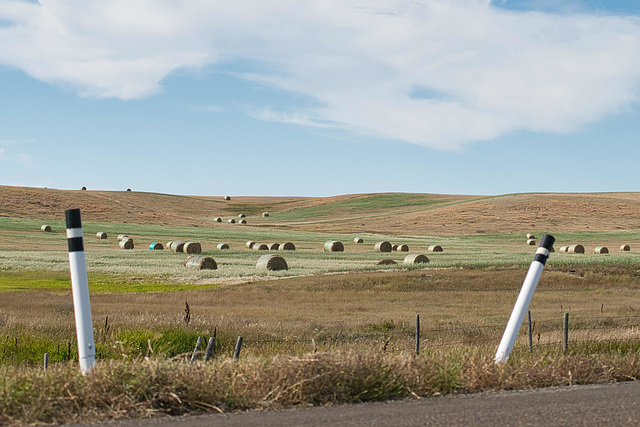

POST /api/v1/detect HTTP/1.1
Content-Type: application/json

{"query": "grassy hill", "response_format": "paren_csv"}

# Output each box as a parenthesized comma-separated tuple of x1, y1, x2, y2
(2, 185, 640, 236)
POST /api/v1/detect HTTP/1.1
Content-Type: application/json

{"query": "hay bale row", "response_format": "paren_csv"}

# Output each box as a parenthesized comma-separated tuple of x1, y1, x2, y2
(149, 242, 163, 250)
(557, 244, 630, 253)
(428, 245, 443, 252)
(96, 232, 107, 239)
(325, 240, 344, 252)
(217, 243, 230, 250)
(41, 225, 51, 232)
(185, 255, 217, 270)
(119, 238, 134, 249)
(404, 254, 429, 265)
(246, 241, 256, 249)
(374, 241, 392, 252)
(354, 237, 364, 244)
(267, 243, 280, 250)
(256, 254, 288, 272)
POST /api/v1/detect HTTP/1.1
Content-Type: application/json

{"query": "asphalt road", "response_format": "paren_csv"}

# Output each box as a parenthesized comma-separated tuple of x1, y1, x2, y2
(82, 381, 640, 426)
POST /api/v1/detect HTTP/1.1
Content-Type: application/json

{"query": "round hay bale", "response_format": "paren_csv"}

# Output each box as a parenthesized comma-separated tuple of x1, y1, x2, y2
(374, 241, 392, 252)
(228, 219, 236, 224)
(96, 232, 107, 239)
(126, 188, 132, 192)
(428, 245, 443, 252)
(217, 243, 230, 250)
(238, 219, 247, 224)
(149, 242, 163, 250)
(117, 234, 128, 242)
(81, 186, 87, 190)
(568, 244, 585, 254)
(41, 225, 51, 232)
(397, 244, 409, 252)
(594, 246, 609, 254)
(527, 239, 536, 246)
(119, 238, 134, 249)
(224, 196, 231, 201)
(324, 240, 344, 252)
(171, 241, 185, 253)
(238, 214, 246, 218)
(621, 244, 631, 252)
(185, 255, 217, 270)
(376, 259, 397, 265)
(354, 237, 364, 244)
(279, 242, 296, 251)
(256, 254, 288, 272)
(268, 243, 280, 250)
(558, 246, 568, 253)
(183, 242, 202, 254)
(214, 217, 222, 223)
(391, 244, 398, 251)
(246, 241, 256, 249)
(253, 243, 269, 251)
(526, 233, 535, 239)
(263, 212, 270, 217)
(404, 254, 430, 265)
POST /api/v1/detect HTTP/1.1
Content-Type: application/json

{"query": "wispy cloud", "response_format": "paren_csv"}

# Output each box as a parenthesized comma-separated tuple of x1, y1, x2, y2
(1, 0, 639, 149)
(0, 138, 35, 166)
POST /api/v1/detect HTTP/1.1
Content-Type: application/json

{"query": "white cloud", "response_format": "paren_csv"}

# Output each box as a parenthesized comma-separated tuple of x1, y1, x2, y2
(0, 141, 33, 167)
(1, 0, 639, 149)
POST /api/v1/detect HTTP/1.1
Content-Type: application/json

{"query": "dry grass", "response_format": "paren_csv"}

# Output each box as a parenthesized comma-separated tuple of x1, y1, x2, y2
(2, 349, 640, 426)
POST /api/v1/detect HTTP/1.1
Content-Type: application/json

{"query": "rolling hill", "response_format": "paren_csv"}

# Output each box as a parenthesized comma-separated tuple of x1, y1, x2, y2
(1, 185, 639, 236)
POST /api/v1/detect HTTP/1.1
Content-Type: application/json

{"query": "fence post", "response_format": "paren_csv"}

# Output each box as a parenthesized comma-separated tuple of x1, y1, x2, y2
(44, 353, 49, 370)
(233, 336, 243, 360)
(528, 311, 533, 353)
(563, 313, 569, 351)
(190, 336, 203, 362)
(204, 337, 216, 361)
(415, 314, 420, 355)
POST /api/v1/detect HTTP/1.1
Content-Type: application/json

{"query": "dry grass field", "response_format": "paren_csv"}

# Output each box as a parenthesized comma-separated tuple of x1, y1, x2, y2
(2, 185, 640, 425)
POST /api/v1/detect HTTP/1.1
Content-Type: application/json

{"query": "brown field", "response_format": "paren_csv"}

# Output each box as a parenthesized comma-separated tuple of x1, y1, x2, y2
(3, 185, 640, 425)
(3, 185, 640, 235)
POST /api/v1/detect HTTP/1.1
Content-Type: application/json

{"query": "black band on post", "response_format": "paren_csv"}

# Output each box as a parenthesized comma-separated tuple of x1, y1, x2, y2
(533, 234, 555, 265)
(68, 237, 84, 253)
(65, 209, 82, 229)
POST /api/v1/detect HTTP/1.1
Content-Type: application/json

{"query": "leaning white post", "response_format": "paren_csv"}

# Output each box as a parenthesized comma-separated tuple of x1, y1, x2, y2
(66, 208, 96, 374)
(495, 234, 555, 364)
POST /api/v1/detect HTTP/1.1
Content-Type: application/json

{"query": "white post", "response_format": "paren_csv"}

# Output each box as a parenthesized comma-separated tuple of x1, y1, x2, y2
(495, 234, 555, 364)
(66, 209, 96, 374)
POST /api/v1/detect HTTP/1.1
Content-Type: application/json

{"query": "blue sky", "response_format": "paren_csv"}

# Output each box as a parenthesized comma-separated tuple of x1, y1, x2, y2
(0, 0, 639, 197)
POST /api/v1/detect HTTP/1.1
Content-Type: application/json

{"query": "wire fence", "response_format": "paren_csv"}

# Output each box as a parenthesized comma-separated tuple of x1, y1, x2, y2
(186, 313, 640, 360)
